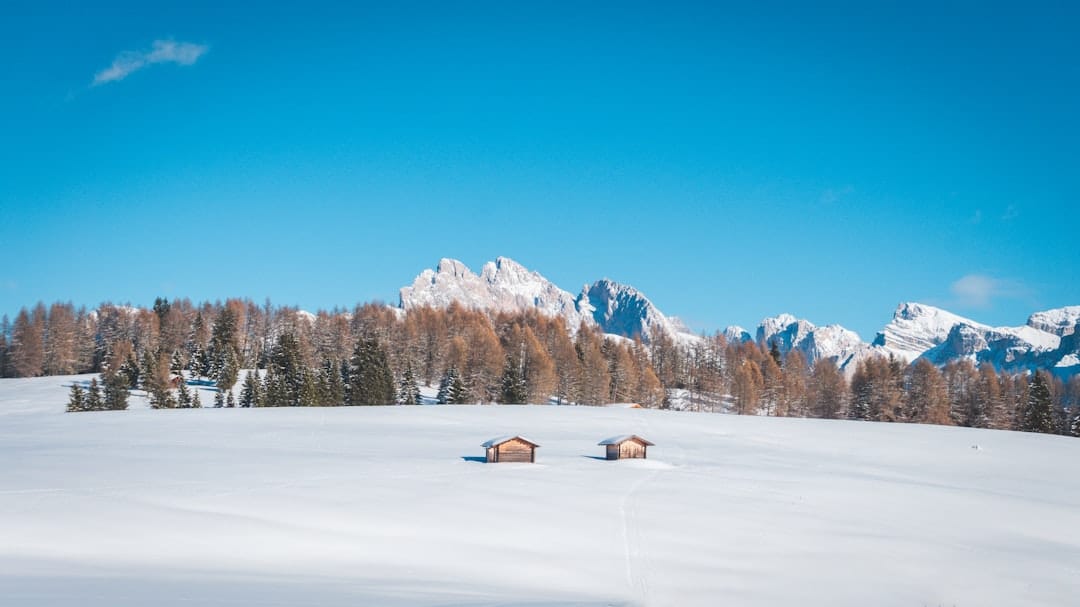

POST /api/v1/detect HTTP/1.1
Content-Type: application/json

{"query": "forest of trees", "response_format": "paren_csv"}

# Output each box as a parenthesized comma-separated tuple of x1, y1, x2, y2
(2, 297, 1078, 437)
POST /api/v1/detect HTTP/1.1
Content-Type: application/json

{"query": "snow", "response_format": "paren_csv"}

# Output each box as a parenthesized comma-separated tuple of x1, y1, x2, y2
(598, 435, 654, 446)
(3, 375, 1079, 606)
(1056, 354, 1080, 368)
(756, 314, 869, 374)
(399, 257, 588, 329)
(1027, 306, 1080, 336)
(995, 324, 1062, 352)
(876, 302, 989, 362)
(481, 435, 539, 448)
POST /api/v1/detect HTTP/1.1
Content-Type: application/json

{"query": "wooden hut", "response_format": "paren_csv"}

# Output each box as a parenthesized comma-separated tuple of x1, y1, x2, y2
(482, 436, 540, 463)
(598, 435, 654, 460)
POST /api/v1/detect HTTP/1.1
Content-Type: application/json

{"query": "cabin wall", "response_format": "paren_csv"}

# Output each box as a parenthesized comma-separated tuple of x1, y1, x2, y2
(619, 441, 646, 459)
(494, 439, 535, 463)
(606, 445, 619, 460)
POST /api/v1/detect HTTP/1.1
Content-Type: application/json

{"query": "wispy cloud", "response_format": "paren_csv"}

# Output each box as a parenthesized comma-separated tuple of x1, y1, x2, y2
(949, 274, 1028, 308)
(1001, 204, 1019, 221)
(93, 40, 208, 86)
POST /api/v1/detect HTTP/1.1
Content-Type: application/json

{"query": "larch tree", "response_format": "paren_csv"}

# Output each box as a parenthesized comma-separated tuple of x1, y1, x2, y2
(778, 349, 809, 417)
(10, 306, 45, 377)
(809, 358, 846, 419)
(732, 359, 763, 415)
(44, 302, 78, 375)
(905, 359, 950, 425)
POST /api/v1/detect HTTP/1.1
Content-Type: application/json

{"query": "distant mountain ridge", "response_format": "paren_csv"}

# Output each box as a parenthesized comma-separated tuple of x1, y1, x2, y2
(747, 302, 1077, 377)
(398, 257, 694, 343)
(399, 257, 1079, 376)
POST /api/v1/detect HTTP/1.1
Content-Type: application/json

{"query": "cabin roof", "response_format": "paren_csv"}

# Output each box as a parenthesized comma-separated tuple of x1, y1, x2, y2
(482, 435, 540, 448)
(598, 434, 655, 446)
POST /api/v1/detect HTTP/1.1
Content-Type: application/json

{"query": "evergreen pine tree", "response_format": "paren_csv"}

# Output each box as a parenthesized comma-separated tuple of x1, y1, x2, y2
(188, 346, 204, 379)
(240, 370, 259, 408)
(437, 367, 454, 404)
(85, 378, 104, 411)
(176, 380, 192, 408)
(448, 369, 468, 404)
(149, 383, 177, 409)
(325, 359, 346, 405)
(348, 337, 395, 405)
(500, 355, 528, 404)
(191, 388, 202, 408)
(139, 349, 157, 392)
(299, 371, 318, 407)
(437, 367, 468, 404)
(226, 390, 236, 408)
(1070, 408, 1080, 438)
(120, 352, 140, 389)
(67, 383, 85, 412)
(264, 333, 306, 407)
(768, 340, 782, 368)
(103, 372, 130, 411)
(170, 350, 186, 376)
(214, 389, 225, 408)
(217, 347, 239, 395)
(398, 364, 421, 405)
(1022, 371, 1055, 434)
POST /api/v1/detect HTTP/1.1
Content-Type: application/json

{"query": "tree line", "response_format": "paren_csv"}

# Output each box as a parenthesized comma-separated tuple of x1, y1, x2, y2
(2, 298, 1078, 436)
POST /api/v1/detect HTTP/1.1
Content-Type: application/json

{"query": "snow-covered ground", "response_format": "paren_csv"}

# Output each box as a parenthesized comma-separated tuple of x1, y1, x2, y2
(2, 375, 1079, 606)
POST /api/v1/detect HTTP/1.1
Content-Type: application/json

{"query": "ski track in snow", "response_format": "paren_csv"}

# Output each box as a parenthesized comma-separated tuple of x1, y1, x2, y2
(618, 413, 659, 604)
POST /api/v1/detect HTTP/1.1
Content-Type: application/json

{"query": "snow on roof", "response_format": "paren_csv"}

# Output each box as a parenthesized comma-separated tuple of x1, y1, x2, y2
(481, 435, 540, 448)
(598, 435, 655, 446)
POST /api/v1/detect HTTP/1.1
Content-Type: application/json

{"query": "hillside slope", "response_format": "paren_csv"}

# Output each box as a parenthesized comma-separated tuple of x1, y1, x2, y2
(1, 375, 1078, 606)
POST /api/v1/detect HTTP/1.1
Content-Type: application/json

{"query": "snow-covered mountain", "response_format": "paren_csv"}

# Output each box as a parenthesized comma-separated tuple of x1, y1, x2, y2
(753, 313, 870, 371)
(578, 279, 693, 343)
(1027, 306, 1080, 336)
(400, 258, 1077, 376)
(399, 257, 587, 327)
(872, 302, 988, 362)
(874, 303, 1067, 373)
(399, 258, 696, 343)
(732, 302, 1079, 377)
(723, 326, 753, 344)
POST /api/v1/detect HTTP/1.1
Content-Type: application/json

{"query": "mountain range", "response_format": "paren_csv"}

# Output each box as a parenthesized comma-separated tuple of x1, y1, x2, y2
(398, 258, 1080, 377)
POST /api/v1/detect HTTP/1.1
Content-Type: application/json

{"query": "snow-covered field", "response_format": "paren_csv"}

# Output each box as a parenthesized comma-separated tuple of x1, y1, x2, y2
(2, 375, 1079, 606)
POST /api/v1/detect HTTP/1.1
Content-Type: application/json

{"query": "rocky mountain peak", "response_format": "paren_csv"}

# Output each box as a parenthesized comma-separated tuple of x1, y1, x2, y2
(1027, 306, 1080, 336)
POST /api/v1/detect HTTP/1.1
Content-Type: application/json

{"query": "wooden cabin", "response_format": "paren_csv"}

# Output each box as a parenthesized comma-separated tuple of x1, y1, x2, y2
(482, 436, 540, 463)
(598, 435, 654, 460)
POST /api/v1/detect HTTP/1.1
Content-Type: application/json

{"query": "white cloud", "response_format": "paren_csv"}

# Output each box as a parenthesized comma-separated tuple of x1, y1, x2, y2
(93, 40, 208, 86)
(950, 274, 1027, 308)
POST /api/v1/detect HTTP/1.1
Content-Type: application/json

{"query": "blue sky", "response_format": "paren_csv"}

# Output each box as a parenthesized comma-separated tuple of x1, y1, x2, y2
(1, 1, 1077, 339)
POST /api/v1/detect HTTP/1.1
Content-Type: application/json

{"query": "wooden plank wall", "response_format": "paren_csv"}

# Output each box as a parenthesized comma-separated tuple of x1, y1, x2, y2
(496, 439, 534, 463)
(619, 441, 646, 459)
